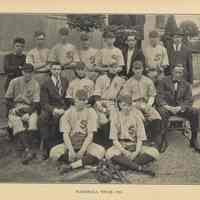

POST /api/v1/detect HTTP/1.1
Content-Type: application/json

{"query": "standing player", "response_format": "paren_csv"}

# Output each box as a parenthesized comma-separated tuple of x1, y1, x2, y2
(48, 27, 79, 81)
(144, 30, 169, 79)
(49, 89, 105, 173)
(4, 37, 26, 92)
(26, 31, 50, 85)
(5, 64, 40, 164)
(65, 62, 94, 105)
(95, 30, 124, 74)
(121, 60, 163, 150)
(77, 33, 98, 81)
(106, 94, 159, 173)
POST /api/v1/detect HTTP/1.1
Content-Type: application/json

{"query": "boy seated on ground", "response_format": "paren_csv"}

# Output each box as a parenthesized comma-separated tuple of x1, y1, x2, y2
(49, 89, 105, 174)
(121, 60, 163, 150)
(65, 62, 94, 106)
(5, 63, 40, 165)
(105, 94, 159, 173)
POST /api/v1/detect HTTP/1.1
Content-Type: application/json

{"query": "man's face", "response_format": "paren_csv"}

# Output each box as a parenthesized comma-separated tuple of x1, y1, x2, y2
(133, 61, 144, 78)
(173, 35, 182, 45)
(22, 71, 33, 82)
(119, 101, 131, 114)
(35, 35, 45, 47)
(50, 65, 62, 78)
(76, 68, 86, 78)
(173, 67, 184, 80)
(104, 37, 115, 46)
(60, 34, 68, 43)
(75, 98, 87, 110)
(127, 36, 137, 49)
(14, 42, 24, 55)
(149, 37, 159, 47)
(81, 40, 90, 49)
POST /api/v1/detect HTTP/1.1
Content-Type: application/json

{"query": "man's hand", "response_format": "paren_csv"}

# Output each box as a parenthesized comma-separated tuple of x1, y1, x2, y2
(123, 150, 132, 159)
(21, 113, 30, 122)
(130, 151, 138, 161)
(68, 150, 77, 162)
(76, 150, 85, 160)
(53, 108, 65, 117)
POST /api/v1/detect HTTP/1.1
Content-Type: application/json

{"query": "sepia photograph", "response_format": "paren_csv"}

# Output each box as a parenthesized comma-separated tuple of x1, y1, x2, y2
(1, 13, 200, 185)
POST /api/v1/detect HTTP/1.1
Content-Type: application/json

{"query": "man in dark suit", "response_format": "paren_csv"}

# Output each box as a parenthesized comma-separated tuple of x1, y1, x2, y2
(120, 33, 145, 79)
(38, 62, 69, 160)
(4, 37, 26, 92)
(156, 64, 200, 152)
(166, 30, 193, 84)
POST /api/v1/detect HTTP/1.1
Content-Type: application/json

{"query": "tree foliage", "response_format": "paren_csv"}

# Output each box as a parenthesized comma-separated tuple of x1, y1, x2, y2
(67, 14, 106, 32)
(180, 20, 199, 37)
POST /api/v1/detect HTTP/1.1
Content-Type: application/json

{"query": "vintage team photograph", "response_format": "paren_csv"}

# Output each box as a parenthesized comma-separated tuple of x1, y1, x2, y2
(0, 13, 200, 184)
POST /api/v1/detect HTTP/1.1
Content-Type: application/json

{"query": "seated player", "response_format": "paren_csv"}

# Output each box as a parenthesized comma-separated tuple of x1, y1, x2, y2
(156, 64, 200, 152)
(105, 94, 159, 173)
(121, 60, 163, 150)
(38, 62, 69, 160)
(65, 61, 94, 106)
(91, 65, 126, 148)
(49, 89, 105, 174)
(5, 64, 40, 164)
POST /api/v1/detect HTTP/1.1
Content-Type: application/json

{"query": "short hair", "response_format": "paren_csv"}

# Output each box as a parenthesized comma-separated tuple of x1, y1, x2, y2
(117, 94, 132, 105)
(59, 27, 69, 35)
(13, 37, 25, 45)
(173, 64, 184, 71)
(149, 30, 159, 38)
(132, 59, 144, 67)
(102, 31, 115, 39)
(34, 31, 46, 38)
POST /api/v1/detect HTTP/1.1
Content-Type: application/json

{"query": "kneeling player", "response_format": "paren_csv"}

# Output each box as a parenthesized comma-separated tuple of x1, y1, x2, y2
(105, 94, 159, 173)
(49, 89, 105, 173)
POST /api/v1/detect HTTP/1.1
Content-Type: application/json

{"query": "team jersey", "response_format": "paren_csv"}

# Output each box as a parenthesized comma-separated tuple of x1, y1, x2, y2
(48, 43, 80, 66)
(94, 74, 125, 100)
(66, 77, 94, 99)
(26, 48, 50, 71)
(110, 109, 147, 146)
(5, 76, 40, 105)
(78, 47, 98, 69)
(95, 47, 124, 67)
(144, 44, 169, 70)
(60, 106, 98, 148)
(122, 75, 156, 103)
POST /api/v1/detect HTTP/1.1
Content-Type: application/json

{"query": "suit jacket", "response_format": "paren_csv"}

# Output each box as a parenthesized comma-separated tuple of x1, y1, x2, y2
(120, 47, 145, 78)
(156, 75, 193, 110)
(40, 76, 69, 114)
(166, 43, 193, 84)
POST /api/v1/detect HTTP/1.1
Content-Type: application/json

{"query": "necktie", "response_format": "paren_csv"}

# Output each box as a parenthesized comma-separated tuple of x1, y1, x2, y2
(56, 77, 63, 96)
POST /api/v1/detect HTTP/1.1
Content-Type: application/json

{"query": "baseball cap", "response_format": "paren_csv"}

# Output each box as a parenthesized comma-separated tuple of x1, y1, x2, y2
(75, 89, 88, 101)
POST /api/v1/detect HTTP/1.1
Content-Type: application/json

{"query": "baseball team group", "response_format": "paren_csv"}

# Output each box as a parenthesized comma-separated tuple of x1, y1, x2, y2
(3, 25, 199, 179)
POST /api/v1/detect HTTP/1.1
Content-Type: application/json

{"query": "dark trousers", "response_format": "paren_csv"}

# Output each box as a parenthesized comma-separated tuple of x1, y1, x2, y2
(157, 106, 199, 141)
(93, 122, 113, 149)
(38, 111, 63, 155)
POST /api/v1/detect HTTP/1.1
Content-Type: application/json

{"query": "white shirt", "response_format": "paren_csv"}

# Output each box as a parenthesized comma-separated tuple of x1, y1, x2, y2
(51, 75, 61, 87)
(173, 43, 182, 52)
(127, 48, 134, 74)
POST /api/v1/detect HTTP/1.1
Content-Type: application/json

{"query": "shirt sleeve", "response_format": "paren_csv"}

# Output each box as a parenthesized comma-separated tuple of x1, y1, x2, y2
(161, 46, 169, 66)
(48, 46, 57, 63)
(117, 49, 125, 66)
(60, 111, 72, 133)
(87, 108, 98, 134)
(32, 81, 40, 102)
(135, 113, 147, 141)
(5, 79, 15, 99)
(26, 50, 34, 66)
(148, 79, 157, 98)
(109, 113, 119, 140)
